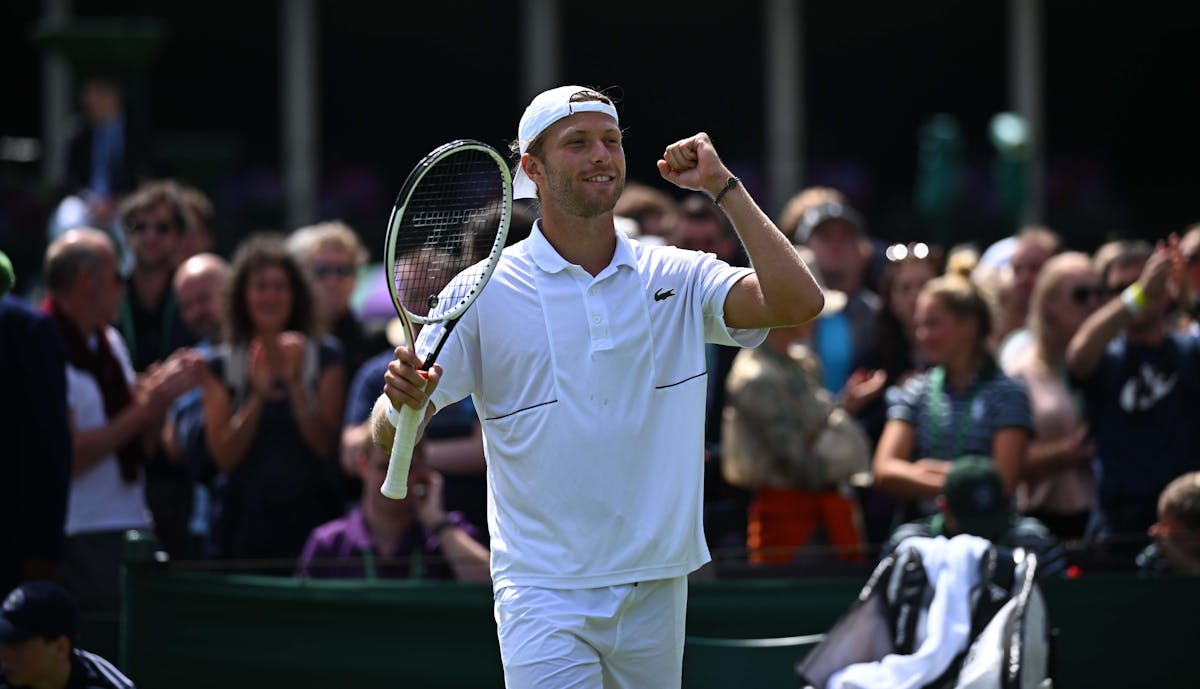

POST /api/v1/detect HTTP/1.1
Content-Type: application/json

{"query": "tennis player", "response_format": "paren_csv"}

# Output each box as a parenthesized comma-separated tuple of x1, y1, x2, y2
(373, 85, 823, 688)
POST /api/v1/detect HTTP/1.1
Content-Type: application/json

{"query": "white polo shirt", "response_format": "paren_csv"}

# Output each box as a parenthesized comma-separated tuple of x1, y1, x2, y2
(64, 326, 153, 536)
(419, 222, 766, 590)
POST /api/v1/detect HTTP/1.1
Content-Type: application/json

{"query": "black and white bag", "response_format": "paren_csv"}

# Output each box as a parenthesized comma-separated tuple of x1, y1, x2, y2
(796, 540, 1052, 689)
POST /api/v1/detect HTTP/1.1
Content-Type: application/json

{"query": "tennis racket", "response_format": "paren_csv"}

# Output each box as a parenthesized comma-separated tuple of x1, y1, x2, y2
(380, 139, 512, 499)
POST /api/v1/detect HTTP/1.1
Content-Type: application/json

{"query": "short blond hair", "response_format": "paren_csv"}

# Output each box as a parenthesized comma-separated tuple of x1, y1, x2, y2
(287, 221, 368, 268)
(1160, 472, 1200, 531)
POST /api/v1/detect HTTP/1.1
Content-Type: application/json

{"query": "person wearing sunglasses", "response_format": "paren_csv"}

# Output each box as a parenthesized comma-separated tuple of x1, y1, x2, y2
(1003, 252, 1103, 541)
(115, 181, 196, 374)
(115, 180, 207, 563)
(1066, 236, 1198, 550)
(287, 222, 388, 382)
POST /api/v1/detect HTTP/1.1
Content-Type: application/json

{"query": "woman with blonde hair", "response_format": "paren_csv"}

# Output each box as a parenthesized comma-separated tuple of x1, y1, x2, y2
(873, 263, 1033, 523)
(1003, 252, 1104, 539)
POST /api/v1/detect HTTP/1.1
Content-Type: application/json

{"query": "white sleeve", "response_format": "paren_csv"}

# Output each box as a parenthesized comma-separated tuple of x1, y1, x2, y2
(694, 255, 768, 348)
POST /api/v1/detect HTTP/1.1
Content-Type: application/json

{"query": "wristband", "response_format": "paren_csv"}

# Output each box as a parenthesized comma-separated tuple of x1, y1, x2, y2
(385, 403, 402, 427)
(1121, 282, 1147, 315)
(713, 176, 740, 206)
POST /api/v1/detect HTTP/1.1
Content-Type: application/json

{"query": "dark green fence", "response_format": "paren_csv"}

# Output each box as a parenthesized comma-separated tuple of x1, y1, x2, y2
(120, 534, 1200, 688)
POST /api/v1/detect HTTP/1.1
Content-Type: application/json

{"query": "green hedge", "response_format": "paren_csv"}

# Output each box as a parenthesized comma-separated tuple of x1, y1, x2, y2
(121, 535, 1199, 688)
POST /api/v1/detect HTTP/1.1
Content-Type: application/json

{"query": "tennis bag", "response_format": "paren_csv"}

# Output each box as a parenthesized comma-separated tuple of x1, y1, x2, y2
(796, 541, 1052, 689)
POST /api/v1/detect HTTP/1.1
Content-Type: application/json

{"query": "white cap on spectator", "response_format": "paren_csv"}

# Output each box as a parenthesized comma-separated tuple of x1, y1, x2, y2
(513, 85, 619, 200)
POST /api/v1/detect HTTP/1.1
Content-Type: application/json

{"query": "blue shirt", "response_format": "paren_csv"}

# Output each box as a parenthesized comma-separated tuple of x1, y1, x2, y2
(1080, 332, 1200, 535)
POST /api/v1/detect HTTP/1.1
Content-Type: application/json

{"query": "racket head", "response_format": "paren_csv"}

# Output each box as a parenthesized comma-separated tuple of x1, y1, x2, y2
(383, 140, 512, 333)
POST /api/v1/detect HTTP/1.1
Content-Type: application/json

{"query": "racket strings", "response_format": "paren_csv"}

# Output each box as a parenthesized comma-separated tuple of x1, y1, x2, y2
(392, 149, 507, 322)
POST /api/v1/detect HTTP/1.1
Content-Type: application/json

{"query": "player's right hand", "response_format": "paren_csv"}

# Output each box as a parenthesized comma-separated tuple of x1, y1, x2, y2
(384, 345, 442, 413)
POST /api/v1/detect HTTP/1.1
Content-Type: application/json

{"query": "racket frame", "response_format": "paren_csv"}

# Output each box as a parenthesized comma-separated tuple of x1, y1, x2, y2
(379, 139, 512, 499)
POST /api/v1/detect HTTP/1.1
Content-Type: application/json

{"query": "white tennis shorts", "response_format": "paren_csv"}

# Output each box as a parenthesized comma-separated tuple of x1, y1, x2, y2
(494, 576, 688, 689)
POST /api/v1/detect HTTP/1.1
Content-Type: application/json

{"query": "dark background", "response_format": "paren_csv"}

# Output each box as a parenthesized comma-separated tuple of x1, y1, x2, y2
(2, 0, 1198, 277)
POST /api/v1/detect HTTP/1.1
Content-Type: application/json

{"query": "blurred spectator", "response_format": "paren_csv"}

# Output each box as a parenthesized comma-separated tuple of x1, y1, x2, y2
(1066, 237, 1199, 543)
(117, 181, 204, 557)
(855, 246, 940, 441)
(1004, 253, 1102, 540)
(0, 283, 70, 594)
(0, 581, 135, 689)
(853, 246, 940, 544)
(780, 187, 880, 394)
(614, 181, 678, 241)
(116, 181, 194, 372)
(296, 431, 489, 581)
(996, 227, 1063, 369)
(288, 221, 388, 379)
(62, 74, 150, 234)
(668, 194, 742, 264)
(722, 253, 875, 564)
(342, 344, 487, 531)
(1138, 471, 1200, 575)
(881, 456, 1065, 579)
(200, 235, 345, 562)
(873, 268, 1032, 524)
(174, 184, 217, 264)
(161, 254, 231, 558)
(170, 254, 228, 346)
(42, 229, 201, 655)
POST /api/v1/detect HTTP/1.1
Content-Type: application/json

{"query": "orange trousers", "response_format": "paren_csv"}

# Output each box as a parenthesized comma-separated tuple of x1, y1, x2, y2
(747, 486, 864, 564)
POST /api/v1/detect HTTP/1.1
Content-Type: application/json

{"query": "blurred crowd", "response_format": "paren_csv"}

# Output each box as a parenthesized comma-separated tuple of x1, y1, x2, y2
(2, 74, 1200, 667)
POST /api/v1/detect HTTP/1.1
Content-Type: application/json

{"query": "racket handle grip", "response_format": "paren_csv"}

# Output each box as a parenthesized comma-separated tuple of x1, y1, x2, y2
(381, 402, 422, 499)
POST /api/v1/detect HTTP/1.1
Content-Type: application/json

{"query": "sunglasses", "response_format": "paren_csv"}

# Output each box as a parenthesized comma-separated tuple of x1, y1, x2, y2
(1068, 285, 1104, 305)
(312, 263, 355, 279)
(130, 220, 179, 236)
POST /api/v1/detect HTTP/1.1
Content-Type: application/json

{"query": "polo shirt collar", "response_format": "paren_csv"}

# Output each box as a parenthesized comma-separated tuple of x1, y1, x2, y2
(527, 219, 637, 275)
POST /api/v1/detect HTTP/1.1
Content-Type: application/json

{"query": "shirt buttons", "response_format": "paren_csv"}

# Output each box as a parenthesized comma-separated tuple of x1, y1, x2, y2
(592, 315, 602, 324)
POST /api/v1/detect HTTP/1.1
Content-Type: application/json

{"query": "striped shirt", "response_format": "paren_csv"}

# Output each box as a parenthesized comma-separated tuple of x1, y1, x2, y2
(886, 365, 1033, 461)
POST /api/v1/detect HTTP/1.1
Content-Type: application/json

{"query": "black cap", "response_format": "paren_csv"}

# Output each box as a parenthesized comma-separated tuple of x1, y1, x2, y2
(793, 201, 867, 244)
(0, 582, 79, 644)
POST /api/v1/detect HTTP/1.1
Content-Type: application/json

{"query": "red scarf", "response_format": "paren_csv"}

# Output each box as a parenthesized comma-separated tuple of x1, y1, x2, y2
(43, 297, 145, 482)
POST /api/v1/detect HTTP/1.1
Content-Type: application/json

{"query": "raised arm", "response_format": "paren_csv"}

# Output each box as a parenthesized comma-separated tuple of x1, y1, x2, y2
(657, 133, 824, 329)
(1067, 242, 1174, 379)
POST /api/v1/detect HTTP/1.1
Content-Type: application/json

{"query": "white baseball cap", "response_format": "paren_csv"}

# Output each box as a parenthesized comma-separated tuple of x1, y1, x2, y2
(513, 85, 620, 200)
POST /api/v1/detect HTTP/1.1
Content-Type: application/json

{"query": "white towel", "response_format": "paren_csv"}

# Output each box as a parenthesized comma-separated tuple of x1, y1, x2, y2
(828, 534, 992, 689)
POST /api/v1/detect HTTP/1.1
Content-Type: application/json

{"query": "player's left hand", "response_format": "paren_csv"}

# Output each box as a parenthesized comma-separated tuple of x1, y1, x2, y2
(384, 345, 442, 412)
(657, 132, 732, 198)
